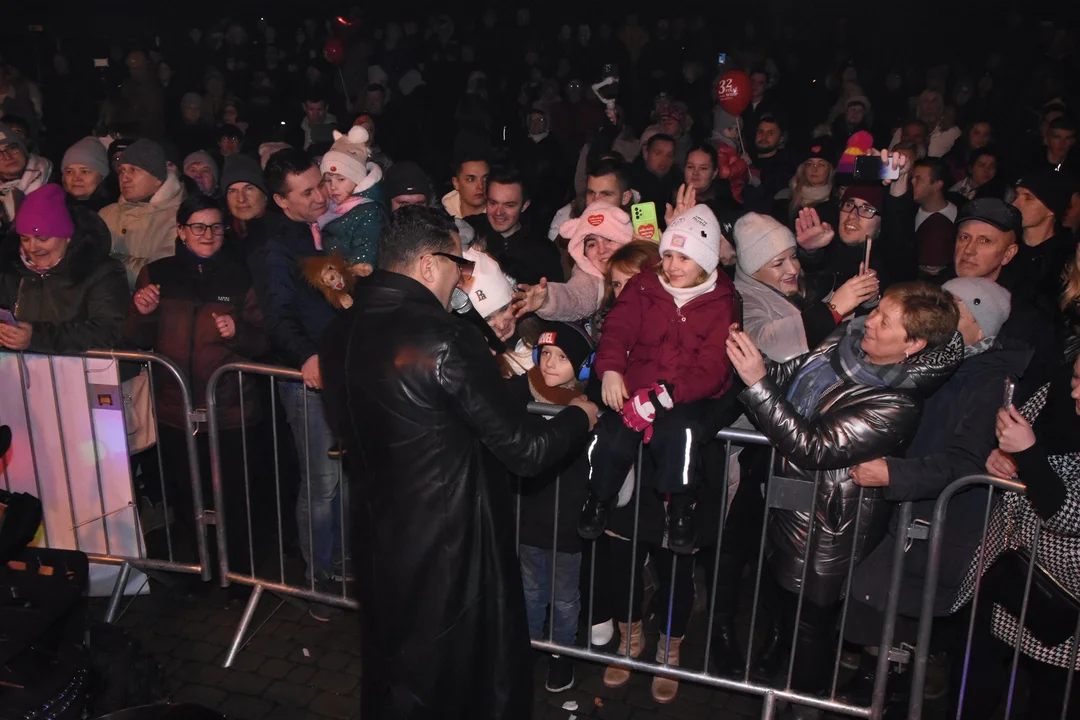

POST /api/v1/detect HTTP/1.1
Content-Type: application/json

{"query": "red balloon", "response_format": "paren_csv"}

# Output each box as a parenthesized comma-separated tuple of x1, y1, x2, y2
(715, 70, 751, 116)
(323, 38, 345, 66)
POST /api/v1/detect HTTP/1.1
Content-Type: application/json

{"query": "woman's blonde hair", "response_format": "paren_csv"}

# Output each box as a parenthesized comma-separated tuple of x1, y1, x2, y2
(1061, 243, 1080, 312)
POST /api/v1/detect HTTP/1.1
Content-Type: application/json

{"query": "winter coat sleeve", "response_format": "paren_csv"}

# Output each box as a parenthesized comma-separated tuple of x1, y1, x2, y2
(742, 297, 811, 363)
(223, 287, 268, 360)
(593, 282, 644, 378)
(29, 260, 130, 353)
(672, 297, 735, 403)
(537, 269, 604, 322)
(739, 378, 921, 470)
(439, 323, 591, 478)
(123, 267, 159, 350)
(884, 400, 998, 502)
(250, 245, 318, 368)
(1012, 442, 1073, 529)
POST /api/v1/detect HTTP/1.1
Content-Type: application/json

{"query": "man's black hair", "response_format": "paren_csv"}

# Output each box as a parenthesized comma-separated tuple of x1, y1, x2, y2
(587, 156, 632, 194)
(451, 152, 490, 178)
(645, 133, 676, 153)
(264, 148, 317, 198)
(1048, 116, 1077, 134)
(378, 205, 458, 271)
(914, 156, 950, 188)
(488, 165, 530, 202)
(301, 88, 328, 106)
(903, 118, 930, 135)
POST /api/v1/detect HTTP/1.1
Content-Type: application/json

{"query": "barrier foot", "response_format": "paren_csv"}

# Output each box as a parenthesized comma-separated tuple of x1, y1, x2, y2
(223, 584, 264, 668)
(104, 562, 132, 624)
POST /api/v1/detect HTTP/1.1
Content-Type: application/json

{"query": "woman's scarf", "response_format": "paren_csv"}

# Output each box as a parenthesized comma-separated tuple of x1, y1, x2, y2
(786, 317, 915, 418)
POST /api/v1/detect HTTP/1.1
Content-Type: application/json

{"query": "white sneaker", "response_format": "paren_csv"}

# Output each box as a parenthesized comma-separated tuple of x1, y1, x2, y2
(591, 619, 614, 646)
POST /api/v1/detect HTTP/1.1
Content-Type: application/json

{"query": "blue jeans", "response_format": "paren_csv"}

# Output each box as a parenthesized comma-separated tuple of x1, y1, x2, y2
(519, 545, 581, 646)
(278, 382, 343, 581)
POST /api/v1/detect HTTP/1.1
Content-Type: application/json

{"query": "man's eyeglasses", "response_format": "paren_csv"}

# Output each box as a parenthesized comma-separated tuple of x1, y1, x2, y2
(0, 145, 23, 159)
(840, 199, 880, 220)
(433, 252, 475, 281)
(183, 222, 227, 236)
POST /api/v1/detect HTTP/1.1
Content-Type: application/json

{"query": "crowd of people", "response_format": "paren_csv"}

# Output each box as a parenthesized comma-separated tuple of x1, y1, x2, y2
(1, 8, 1079, 719)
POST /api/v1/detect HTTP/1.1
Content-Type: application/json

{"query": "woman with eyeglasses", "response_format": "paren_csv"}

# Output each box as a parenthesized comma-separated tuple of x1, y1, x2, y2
(796, 150, 919, 294)
(124, 194, 267, 577)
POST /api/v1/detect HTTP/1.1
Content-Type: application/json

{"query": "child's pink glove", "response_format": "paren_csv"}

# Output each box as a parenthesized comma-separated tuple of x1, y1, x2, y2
(621, 381, 675, 443)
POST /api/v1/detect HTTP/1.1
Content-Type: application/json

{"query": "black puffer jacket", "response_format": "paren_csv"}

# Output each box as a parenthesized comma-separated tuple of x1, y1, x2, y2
(319, 270, 591, 719)
(740, 321, 963, 606)
(0, 205, 129, 353)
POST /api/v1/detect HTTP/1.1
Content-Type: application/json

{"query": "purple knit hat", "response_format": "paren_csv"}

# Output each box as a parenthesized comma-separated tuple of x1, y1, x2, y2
(15, 185, 74, 239)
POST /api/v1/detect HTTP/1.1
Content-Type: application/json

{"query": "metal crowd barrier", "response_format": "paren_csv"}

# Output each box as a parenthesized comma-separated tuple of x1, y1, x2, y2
(198, 371, 1075, 720)
(0, 349, 211, 622)
(206, 362, 353, 669)
(522, 403, 912, 719)
(908, 474, 1079, 720)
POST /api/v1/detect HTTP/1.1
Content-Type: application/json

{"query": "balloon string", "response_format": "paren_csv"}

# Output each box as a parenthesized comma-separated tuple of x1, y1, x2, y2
(338, 68, 352, 108)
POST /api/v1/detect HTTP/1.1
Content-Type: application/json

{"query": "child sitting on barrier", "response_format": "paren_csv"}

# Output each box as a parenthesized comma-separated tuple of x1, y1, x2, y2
(578, 205, 738, 554)
(508, 322, 596, 695)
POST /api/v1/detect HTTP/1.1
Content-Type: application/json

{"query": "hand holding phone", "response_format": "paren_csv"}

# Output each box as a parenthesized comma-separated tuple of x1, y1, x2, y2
(0, 309, 17, 327)
(1002, 377, 1016, 409)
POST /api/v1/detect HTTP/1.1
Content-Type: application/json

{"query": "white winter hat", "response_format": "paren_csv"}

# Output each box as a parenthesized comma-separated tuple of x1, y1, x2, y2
(733, 212, 797, 277)
(659, 205, 723, 276)
(942, 277, 1011, 340)
(319, 126, 371, 186)
(462, 248, 515, 318)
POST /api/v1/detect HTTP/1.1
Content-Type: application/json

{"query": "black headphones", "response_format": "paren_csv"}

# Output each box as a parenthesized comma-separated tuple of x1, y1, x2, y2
(532, 323, 596, 382)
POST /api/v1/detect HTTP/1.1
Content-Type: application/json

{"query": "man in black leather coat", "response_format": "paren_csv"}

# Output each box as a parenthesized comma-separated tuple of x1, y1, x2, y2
(320, 205, 598, 719)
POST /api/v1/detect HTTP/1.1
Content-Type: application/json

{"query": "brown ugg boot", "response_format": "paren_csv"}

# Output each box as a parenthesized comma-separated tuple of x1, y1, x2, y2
(602, 620, 645, 688)
(651, 634, 684, 703)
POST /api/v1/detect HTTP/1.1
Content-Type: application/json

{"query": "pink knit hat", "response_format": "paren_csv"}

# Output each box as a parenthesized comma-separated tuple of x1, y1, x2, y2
(15, 185, 74, 239)
(560, 202, 633, 278)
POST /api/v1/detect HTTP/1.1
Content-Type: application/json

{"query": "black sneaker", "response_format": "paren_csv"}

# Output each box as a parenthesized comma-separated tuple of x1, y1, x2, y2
(545, 654, 575, 693)
(309, 578, 346, 622)
(668, 495, 697, 554)
(578, 493, 616, 540)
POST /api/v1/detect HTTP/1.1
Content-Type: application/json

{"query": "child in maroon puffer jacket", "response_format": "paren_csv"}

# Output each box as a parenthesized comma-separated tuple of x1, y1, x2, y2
(578, 205, 739, 554)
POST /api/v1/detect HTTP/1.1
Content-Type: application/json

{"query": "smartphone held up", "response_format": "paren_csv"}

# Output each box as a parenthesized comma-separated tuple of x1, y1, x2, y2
(853, 154, 900, 182)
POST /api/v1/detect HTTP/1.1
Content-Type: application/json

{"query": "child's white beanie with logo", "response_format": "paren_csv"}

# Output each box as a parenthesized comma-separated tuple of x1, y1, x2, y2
(658, 205, 722, 275)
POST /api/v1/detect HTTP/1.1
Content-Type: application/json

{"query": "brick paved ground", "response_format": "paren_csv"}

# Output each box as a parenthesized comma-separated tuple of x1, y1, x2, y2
(98, 571, 959, 720)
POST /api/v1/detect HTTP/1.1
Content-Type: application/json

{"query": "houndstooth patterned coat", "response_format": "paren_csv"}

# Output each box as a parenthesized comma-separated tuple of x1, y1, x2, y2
(951, 383, 1080, 669)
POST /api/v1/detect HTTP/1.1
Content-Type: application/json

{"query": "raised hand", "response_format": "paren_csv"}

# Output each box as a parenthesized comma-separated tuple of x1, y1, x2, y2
(795, 207, 835, 251)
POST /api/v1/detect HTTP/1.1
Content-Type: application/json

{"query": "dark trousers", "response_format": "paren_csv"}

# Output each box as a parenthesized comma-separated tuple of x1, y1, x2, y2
(588, 399, 729, 500)
(157, 425, 260, 576)
(581, 535, 615, 625)
(949, 600, 1080, 719)
(608, 537, 695, 638)
(775, 586, 842, 693)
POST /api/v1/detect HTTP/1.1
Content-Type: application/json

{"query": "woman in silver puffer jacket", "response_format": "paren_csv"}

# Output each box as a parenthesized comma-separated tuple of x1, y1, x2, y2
(726, 281, 963, 699)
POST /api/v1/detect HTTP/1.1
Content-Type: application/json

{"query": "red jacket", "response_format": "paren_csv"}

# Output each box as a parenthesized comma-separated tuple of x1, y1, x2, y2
(595, 267, 738, 404)
(717, 142, 749, 203)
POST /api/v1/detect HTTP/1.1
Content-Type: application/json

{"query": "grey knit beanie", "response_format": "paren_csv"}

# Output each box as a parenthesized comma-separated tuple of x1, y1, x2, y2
(119, 139, 168, 183)
(220, 154, 267, 195)
(942, 277, 1011, 340)
(62, 136, 111, 177)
